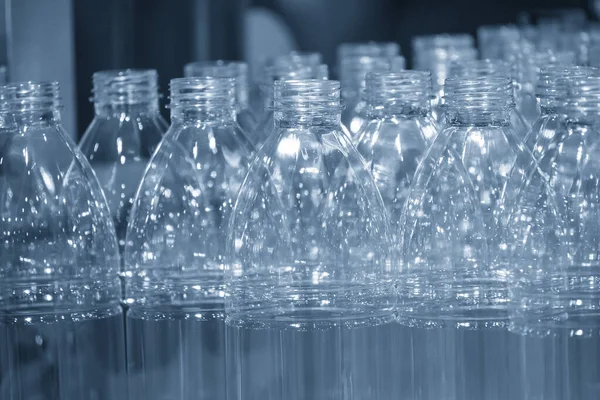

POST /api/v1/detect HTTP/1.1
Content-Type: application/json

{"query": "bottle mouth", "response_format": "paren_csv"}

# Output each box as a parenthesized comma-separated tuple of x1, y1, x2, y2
(92, 69, 159, 106)
(258, 63, 328, 93)
(565, 76, 600, 115)
(536, 66, 598, 104)
(169, 77, 236, 110)
(444, 77, 514, 109)
(0, 81, 61, 112)
(365, 70, 432, 105)
(337, 41, 400, 60)
(274, 79, 342, 113)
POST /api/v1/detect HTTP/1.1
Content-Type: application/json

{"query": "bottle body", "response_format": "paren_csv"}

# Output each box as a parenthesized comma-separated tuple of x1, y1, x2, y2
(0, 82, 126, 399)
(79, 70, 167, 257)
(124, 77, 253, 400)
(504, 77, 600, 400)
(400, 77, 530, 400)
(226, 80, 395, 400)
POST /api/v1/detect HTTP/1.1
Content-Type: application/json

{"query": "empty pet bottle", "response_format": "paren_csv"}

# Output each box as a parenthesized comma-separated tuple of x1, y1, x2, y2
(0, 82, 126, 399)
(251, 61, 328, 147)
(400, 76, 533, 400)
(448, 58, 530, 137)
(79, 69, 167, 257)
(226, 79, 395, 400)
(503, 75, 600, 400)
(411, 34, 478, 122)
(249, 52, 323, 118)
(524, 66, 597, 160)
(356, 70, 437, 399)
(339, 55, 406, 139)
(124, 77, 253, 400)
(184, 60, 256, 134)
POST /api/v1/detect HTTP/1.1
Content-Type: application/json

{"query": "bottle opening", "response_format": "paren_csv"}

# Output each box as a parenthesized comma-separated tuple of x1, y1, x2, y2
(565, 76, 600, 116)
(537, 66, 598, 112)
(92, 69, 159, 106)
(0, 81, 60, 112)
(184, 61, 249, 107)
(274, 79, 341, 115)
(444, 76, 514, 110)
(169, 77, 236, 112)
(365, 70, 432, 111)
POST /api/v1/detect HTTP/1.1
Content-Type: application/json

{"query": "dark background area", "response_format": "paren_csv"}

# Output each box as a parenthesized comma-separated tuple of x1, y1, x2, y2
(3, 0, 591, 137)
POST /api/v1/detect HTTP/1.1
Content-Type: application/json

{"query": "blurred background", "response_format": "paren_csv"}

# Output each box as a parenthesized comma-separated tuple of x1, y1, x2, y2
(0, 0, 593, 138)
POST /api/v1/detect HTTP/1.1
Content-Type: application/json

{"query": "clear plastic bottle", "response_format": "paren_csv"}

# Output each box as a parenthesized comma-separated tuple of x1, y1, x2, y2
(184, 60, 256, 135)
(510, 51, 576, 125)
(251, 61, 328, 147)
(249, 52, 323, 118)
(339, 55, 406, 139)
(400, 77, 532, 400)
(411, 34, 478, 123)
(448, 58, 531, 138)
(503, 75, 600, 400)
(477, 25, 521, 59)
(355, 71, 437, 399)
(124, 77, 253, 400)
(79, 69, 167, 257)
(524, 66, 597, 159)
(0, 82, 126, 399)
(226, 79, 395, 400)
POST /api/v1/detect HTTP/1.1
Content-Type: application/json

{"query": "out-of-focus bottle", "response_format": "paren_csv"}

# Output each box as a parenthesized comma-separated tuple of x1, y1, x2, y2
(400, 76, 533, 400)
(524, 66, 597, 159)
(477, 25, 522, 59)
(411, 34, 478, 122)
(503, 75, 600, 400)
(510, 51, 576, 125)
(124, 77, 253, 400)
(251, 61, 328, 147)
(79, 69, 167, 257)
(339, 55, 406, 139)
(0, 82, 126, 399)
(184, 60, 256, 135)
(248, 52, 323, 118)
(226, 79, 395, 400)
(448, 58, 531, 138)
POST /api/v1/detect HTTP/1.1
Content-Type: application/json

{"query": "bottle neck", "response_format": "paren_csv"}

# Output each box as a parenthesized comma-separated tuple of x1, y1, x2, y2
(564, 76, 600, 125)
(0, 81, 62, 128)
(92, 69, 161, 118)
(444, 77, 514, 126)
(273, 79, 342, 128)
(94, 100, 160, 118)
(366, 71, 432, 118)
(169, 77, 237, 124)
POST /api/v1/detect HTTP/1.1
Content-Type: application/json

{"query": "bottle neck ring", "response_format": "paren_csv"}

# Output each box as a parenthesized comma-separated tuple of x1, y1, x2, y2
(169, 77, 236, 122)
(92, 69, 160, 115)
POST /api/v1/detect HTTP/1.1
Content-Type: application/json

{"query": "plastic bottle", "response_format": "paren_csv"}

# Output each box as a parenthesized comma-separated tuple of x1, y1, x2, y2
(503, 75, 600, 400)
(251, 61, 328, 147)
(400, 76, 533, 400)
(339, 55, 406, 139)
(448, 58, 531, 138)
(0, 81, 126, 399)
(184, 60, 256, 135)
(226, 79, 395, 400)
(79, 69, 167, 257)
(411, 34, 478, 123)
(124, 77, 253, 400)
